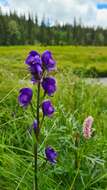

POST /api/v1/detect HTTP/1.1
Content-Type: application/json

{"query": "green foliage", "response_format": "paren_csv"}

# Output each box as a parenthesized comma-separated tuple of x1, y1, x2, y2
(8, 20, 21, 45)
(0, 46, 107, 189)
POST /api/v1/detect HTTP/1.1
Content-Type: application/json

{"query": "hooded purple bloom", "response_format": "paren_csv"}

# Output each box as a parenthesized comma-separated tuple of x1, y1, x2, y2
(42, 50, 52, 63)
(29, 64, 43, 80)
(30, 51, 39, 56)
(42, 77, 56, 96)
(45, 146, 57, 164)
(25, 51, 40, 65)
(42, 50, 56, 71)
(46, 58, 56, 71)
(18, 88, 33, 107)
(26, 51, 43, 80)
(29, 55, 42, 66)
(33, 55, 42, 66)
(42, 100, 54, 117)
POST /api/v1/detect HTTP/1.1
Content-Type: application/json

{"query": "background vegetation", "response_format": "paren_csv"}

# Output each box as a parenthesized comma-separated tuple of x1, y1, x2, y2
(0, 8, 107, 46)
(0, 45, 107, 79)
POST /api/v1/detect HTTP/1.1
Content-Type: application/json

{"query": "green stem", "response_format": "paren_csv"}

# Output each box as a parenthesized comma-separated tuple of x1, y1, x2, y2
(34, 142, 38, 190)
(34, 82, 40, 190)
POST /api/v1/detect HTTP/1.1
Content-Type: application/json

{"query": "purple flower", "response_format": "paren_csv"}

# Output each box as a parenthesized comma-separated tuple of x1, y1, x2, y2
(42, 100, 54, 117)
(29, 64, 43, 80)
(33, 120, 38, 133)
(45, 146, 57, 164)
(30, 51, 39, 56)
(26, 51, 43, 80)
(25, 51, 40, 65)
(33, 55, 42, 66)
(42, 50, 52, 63)
(18, 88, 33, 107)
(42, 77, 56, 96)
(42, 50, 56, 71)
(46, 59, 56, 71)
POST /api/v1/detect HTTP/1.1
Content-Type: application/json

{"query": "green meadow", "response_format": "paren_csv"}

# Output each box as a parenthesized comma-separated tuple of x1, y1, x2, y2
(1, 46, 107, 190)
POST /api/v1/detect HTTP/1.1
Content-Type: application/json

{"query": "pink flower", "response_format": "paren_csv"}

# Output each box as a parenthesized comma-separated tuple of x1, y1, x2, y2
(83, 116, 94, 139)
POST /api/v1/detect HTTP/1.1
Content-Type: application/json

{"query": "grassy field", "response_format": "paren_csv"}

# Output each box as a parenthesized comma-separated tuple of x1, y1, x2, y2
(1, 46, 107, 190)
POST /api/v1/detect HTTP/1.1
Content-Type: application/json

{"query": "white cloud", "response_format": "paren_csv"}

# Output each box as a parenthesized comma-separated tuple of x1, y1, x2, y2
(96, 9, 107, 27)
(0, 0, 107, 28)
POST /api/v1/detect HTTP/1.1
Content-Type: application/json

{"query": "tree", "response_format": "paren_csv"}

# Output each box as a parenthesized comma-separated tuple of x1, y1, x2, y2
(8, 20, 21, 45)
(27, 13, 35, 44)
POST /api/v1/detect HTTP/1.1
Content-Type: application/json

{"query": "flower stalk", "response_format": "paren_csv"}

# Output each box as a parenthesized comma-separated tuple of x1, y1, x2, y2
(18, 50, 58, 190)
(34, 82, 40, 190)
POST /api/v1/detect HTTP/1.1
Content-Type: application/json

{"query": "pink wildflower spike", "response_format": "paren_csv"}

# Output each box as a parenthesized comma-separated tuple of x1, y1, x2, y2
(83, 116, 94, 139)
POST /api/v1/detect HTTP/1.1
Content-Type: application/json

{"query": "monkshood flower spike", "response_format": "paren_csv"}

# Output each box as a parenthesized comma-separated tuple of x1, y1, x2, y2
(18, 88, 33, 108)
(18, 50, 57, 190)
(45, 147, 58, 164)
(25, 51, 41, 65)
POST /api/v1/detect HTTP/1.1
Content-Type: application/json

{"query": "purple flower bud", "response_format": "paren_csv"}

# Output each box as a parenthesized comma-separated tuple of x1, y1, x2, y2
(42, 50, 56, 71)
(42, 77, 56, 96)
(45, 146, 57, 164)
(25, 51, 40, 65)
(42, 100, 54, 117)
(33, 120, 38, 133)
(18, 88, 33, 107)
(29, 64, 43, 80)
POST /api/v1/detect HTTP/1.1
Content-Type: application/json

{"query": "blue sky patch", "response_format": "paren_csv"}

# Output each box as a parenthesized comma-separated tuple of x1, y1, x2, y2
(0, 0, 8, 6)
(97, 3, 107, 9)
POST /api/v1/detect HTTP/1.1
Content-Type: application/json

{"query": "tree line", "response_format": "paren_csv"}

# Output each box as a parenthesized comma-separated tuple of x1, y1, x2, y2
(0, 8, 107, 46)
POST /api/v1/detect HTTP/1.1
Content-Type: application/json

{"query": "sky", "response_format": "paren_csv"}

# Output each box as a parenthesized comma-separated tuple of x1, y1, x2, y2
(0, 0, 107, 28)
